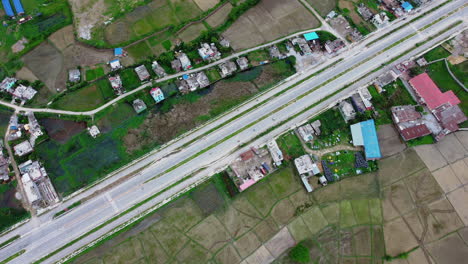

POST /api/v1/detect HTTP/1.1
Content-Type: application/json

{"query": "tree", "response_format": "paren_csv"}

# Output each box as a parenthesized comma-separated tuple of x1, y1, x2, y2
(289, 243, 310, 263)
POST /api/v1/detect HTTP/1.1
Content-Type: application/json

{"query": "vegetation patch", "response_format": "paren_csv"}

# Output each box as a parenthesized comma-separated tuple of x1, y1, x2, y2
(0, 182, 30, 233)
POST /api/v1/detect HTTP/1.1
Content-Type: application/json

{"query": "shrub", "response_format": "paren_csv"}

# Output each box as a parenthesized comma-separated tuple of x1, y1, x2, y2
(289, 243, 310, 263)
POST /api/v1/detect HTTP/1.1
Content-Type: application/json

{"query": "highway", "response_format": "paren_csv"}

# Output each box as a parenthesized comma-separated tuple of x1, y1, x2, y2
(0, 0, 466, 263)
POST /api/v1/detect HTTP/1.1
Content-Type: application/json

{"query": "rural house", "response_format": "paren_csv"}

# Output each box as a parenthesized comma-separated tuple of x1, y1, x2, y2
(219, 61, 237, 77)
(135, 65, 150, 81)
(198, 43, 220, 61)
(350, 119, 382, 160)
(338, 101, 356, 122)
(236, 57, 249, 70)
(391, 105, 431, 141)
(132, 99, 147, 114)
(108, 75, 124, 95)
(151, 61, 166, 78)
(68, 69, 81, 82)
(150, 87, 165, 103)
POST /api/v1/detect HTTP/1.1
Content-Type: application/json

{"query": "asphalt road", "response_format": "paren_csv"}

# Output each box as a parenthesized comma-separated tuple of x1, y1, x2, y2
(0, 1, 466, 263)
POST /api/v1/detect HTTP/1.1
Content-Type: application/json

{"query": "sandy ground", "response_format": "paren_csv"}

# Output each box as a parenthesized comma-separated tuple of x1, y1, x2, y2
(69, 0, 109, 40)
(193, 0, 219, 11)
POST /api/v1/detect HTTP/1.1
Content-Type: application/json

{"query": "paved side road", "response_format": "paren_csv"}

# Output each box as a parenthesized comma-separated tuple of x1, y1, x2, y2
(0, 1, 464, 262)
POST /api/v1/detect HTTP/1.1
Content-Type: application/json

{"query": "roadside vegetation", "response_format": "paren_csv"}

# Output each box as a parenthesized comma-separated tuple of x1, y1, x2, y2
(0, 181, 30, 233)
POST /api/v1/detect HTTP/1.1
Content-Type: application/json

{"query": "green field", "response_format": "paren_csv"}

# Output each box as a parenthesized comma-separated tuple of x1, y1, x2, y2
(120, 68, 142, 91)
(0, 181, 30, 232)
(277, 131, 306, 159)
(51, 83, 110, 111)
(85, 67, 105, 81)
(423, 46, 451, 62)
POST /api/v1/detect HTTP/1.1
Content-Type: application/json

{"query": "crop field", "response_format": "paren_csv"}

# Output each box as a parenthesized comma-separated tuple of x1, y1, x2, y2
(177, 23, 208, 43)
(307, 0, 337, 17)
(41, 118, 87, 143)
(206, 3, 233, 27)
(222, 0, 320, 50)
(0, 181, 29, 233)
(51, 84, 107, 112)
(85, 67, 105, 81)
(98, 0, 203, 46)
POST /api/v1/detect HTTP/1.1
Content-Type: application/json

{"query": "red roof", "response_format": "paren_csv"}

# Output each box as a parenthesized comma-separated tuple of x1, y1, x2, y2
(409, 73, 461, 110)
(399, 124, 431, 141)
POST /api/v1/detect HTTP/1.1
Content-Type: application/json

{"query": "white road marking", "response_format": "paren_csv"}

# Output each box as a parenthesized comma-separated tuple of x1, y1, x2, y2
(105, 193, 120, 213)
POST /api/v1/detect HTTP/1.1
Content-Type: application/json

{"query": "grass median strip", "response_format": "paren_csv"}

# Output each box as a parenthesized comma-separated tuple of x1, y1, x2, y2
(1, 249, 25, 264)
(0, 235, 20, 249)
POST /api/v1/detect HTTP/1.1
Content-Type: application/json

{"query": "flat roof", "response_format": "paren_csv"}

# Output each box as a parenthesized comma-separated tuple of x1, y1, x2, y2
(402, 2, 413, 11)
(304, 32, 319, 41)
(114, 48, 123, 56)
(360, 119, 381, 159)
(2, 0, 14, 17)
(350, 123, 364, 146)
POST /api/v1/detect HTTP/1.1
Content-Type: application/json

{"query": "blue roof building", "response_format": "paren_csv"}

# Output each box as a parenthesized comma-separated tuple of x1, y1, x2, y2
(12, 0, 24, 15)
(350, 119, 381, 160)
(2, 0, 14, 17)
(114, 48, 123, 56)
(402, 2, 413, 12)
(304, 32, 319, 41)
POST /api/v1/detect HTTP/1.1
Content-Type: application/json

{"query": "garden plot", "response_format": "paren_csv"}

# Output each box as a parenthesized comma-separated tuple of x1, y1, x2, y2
(222, 0, 320, 50)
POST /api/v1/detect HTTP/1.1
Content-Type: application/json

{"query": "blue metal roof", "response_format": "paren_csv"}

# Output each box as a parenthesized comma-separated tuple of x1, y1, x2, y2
(12, 0, 24, 14)
(2, 0, 14, 17)
(360, 119, 381, 160)
(114, 48, 123, 56)
(402, 2, 413, 11)
(182, 74, 189, 80)
(304, 32, 319, 41)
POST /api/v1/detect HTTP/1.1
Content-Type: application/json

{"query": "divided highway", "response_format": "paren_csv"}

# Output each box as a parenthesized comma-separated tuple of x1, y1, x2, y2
(0, 1, 466, 263)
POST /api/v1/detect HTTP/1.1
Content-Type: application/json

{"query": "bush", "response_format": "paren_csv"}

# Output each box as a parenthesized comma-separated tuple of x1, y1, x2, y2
(289, 243, 310, 263)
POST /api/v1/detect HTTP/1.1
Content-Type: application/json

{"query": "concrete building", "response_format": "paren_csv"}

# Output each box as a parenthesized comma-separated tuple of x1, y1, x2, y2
(374, 69, 399, 89)
(171, 59, 182, 72)
(294, 155, 318, 176)
(22, 174, 42, 205)
(324, 39, 345, 54)
(150, 87, 165, 103)
(220, 38, 230, 48)
(267, 140, 283, 167)
(338, 101, 356, 122)
(268, 45, 284, 59)
(68, 69, 81, 82)
(350, 119, 382, 160)
(19, 160, 59, 206)
(358, 87, 373, 110)
(12, 85, 37, 101)
(372, 13, 390, 28)
(311, 120, 322, 135)
(229, 147, 273, 192)
(297, 124, 314, 142)
(391, 105, 431, 141)
(402, 2, 414, 12)
(196, 72, 210, 88)
(0, 77, 16, 92)
(292, 37, 312, 55)
(132, 99, 147, 113)
(198, 43, 220, 61)
(351, 93, 367, 113)
(151, 61, 167, 78)
(109, 59, 122, 70)
(357, 4, 374, 20)
(109, 75, 124, 95)
(135, 65, 150, 81)
(219, 61, 237, 78)
(176, 52, 192, 71)
(88, 125, 100, 138)
(14, 140, 33, 156)
(236, 57, 249, 70)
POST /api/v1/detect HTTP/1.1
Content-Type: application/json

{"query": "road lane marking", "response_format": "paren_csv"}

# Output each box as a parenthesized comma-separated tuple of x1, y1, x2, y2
(105, 193, 119, 213)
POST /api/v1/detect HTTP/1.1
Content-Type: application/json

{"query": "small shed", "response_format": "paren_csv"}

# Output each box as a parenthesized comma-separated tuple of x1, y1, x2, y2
(304, 32, 319, 41)
(114, 48, 123, 57)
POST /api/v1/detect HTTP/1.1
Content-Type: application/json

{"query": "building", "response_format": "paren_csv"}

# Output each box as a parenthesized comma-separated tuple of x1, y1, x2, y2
(229, 147, 273, 192)
(268, 45, 284, 59)
(2, 0, 14, 17)
(12, 85, 37, 100)
(326, 11, 337, 19)
(358, 87, 373, 110)
(324, 39, 345, 54)
(108, 75, 124, 95)
(178, 72, 210, 93)
(267, 140, 283, 166)
(402, 2, 414, 12)
(432, 104, 467, 136)
(109, 59, 122, 70)
(88, 125, 100, 138)
(22, 174, 42, 205)
(304, 32, 319, 41)
(13, 140, 33, 156)
(409, 73, 460, 111)
(297, 124, 314, 142)
(236, 57, 249, 70)
(220, 38, 230, 48)
(12, 0, 24, 15)
(171, 59, 182, 72)
(196, 71, 210, 88)
(68, 69, 81, 82)
(374, 69, 399, 89)
(135, 65, 150, 81)
(351, 93, 366, 113)
(151, 61, 166, 78)
(311, 120, 322, 135)
(416, 58, 428, 67)
(372, 13, 390, 28)
(292, 37, 312, 55)
(132, 99, 147, 113)
(198, 43, 220, 61)
(350, 119, 382, 160)
(357, 4, 374, 20)
(339, 101, 356, 122)
(294, 155, 320, 176)
(219, 61, 237, 77)
(19, 160, 59, 206)
(176, 52, 192, 71)
(0, 77, 16, 92)
(114, 47, 126, 57)
(0, 155, 10, 182)
(391, 105, 431, 141)
(150, 87, 165, 103)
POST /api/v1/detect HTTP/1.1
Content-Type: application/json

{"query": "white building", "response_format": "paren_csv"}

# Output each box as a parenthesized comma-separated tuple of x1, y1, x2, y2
(267, 140, 283, 166)
(88, 125, 100, 138)
(297, 124, 314, 142)
(13, 140, 33, 156)
(22, 174, 42, 205)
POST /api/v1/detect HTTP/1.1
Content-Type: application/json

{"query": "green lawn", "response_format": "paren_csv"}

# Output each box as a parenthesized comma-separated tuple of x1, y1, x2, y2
(120, 68, 142, 91)
(0, 182, 30, 233)
(247, 49, 270, 63)
(423, 46, 450, 62)
(277, 131, 306, 159)
(127, 41, 153, 61)
(52, 85, 106, 111)
(407, 135, 435, 147)
(85, 67, 105, 81)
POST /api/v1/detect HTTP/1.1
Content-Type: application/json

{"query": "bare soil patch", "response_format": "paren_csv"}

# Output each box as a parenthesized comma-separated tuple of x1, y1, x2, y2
(206, 3, 232, 27)
(377, 124, 406, 158)
(222, 0, 320, 50)
(41, 118, 87, 144)
(307, 0, 337, 16)
(177, 22, 207, 43)
(70, 0, 110, 40)
(193, 0, 219, 11)
(123, 80, 258, 153)
(426, 232, 468, 264)
(383, 217, 419, 256)
(15, 66, 38, 82)
(264, 227, 296, 258)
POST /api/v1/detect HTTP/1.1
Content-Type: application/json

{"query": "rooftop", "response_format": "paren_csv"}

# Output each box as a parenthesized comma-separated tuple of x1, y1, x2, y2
(303, 32, 319, 41)
(409, 73, 461, 110)
(351, 120, 381, 160)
